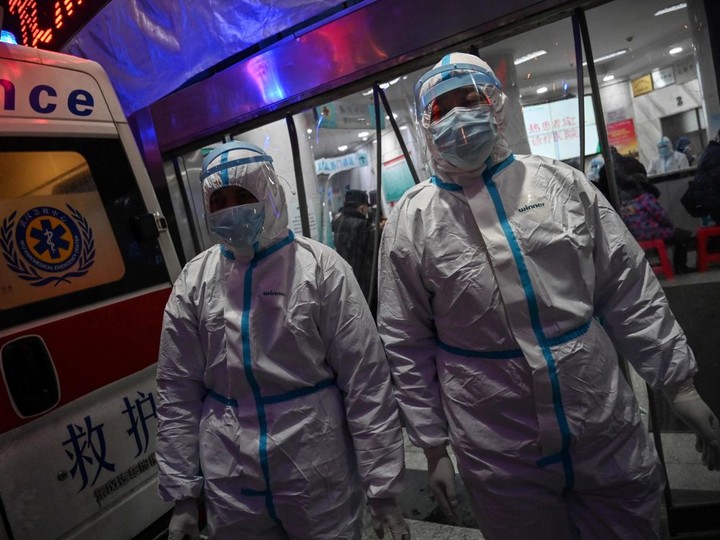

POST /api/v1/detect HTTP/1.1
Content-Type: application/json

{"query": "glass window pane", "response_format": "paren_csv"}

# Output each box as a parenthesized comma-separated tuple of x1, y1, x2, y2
(0, 150, 126, 310)
(585, 0, 720, 513)
(1, 137, 169, 329)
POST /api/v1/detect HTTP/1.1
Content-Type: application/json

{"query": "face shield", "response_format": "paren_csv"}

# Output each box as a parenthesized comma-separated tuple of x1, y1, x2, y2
(201, 141, 288, 255)
(414, 64, 499, 125)
(414, 60, 502, 171)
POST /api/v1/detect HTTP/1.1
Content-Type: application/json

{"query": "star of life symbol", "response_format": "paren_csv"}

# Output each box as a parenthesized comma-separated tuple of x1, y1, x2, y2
(1, 204, 95, 286)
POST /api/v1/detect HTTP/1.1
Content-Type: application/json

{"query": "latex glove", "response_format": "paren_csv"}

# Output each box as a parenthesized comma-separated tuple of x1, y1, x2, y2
(368, 497, 411, 539)
(665, 380, 720, 471)
(424, 446, 459, 524)
(168, 498, 200, 540)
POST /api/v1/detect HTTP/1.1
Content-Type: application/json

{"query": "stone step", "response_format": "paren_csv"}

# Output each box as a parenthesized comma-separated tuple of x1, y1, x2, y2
(361, 517, 483, 540)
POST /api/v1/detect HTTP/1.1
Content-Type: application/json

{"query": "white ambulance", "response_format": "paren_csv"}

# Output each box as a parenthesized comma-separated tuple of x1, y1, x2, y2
(0, 42, 181, 539)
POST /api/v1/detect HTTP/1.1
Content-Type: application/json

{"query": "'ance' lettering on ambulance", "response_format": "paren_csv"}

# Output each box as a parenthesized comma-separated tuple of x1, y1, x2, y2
(0, 79, 95, 116)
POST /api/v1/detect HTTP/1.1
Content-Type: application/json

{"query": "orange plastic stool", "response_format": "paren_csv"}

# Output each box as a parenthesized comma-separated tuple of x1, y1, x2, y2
(695, 225, 720, 272)
(637, 239, 674, 279)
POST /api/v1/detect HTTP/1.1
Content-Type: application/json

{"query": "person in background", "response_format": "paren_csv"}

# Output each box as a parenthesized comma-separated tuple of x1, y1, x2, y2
(586, 155, 604, 183)
(156, 142, 409, 540)
(676, 136, 695, 167)
(596, 149, 659, 202)
(619, 172, 695, 274)
(378, 52, 720, 540)
(648, 135, 690, 176)
(682, 129, 720, 226)
(333, 189, 374, 299)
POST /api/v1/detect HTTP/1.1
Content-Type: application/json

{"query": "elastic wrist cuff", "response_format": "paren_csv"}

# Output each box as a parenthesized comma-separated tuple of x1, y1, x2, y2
(423, 445, 449, 460)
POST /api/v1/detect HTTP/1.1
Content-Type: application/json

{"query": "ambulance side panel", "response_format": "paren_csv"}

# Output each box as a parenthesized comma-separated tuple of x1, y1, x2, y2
(0, 44, 179, 539)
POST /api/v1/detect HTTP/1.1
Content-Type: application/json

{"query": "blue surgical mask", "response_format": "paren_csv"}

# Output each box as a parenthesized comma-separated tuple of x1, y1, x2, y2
(658, 145, 672, 159)
(429, 105, 498, 170)
(208, 202, 265, 250)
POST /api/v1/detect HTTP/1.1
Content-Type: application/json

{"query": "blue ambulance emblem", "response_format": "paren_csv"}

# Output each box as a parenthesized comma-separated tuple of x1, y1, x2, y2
(1, 205, 95, 286)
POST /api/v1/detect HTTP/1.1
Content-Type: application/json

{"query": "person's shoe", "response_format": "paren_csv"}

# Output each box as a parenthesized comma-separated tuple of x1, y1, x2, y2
(675, 266, 697, 274)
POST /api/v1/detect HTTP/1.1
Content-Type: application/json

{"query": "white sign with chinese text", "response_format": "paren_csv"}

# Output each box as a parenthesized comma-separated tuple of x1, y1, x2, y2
(523, 96, 600, 161)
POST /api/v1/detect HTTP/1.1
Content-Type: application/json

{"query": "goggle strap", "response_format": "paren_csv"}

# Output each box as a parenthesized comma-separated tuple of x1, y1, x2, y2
(201, 154, 273, 181)
(202, 141, 272, 177)
(414, 63, 501, 96)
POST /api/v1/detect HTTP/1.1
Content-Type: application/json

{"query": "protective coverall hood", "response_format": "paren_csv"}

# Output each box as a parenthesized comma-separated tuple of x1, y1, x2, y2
(587, 156, 604, 183)
(415, 52, 512, 186)
(201, 141, 289, 257)
(657, 136, 673, 159)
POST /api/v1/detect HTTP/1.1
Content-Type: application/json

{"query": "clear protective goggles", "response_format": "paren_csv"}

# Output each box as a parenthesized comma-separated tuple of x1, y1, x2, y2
(414, 63, 501, 123)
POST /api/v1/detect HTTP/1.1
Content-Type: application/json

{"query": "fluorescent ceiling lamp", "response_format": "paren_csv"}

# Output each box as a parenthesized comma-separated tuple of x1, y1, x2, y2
(603, 74, 615, 82)
(582, 49, 628, 66)
(358, 131, 370, 137)
(654, 3, 686, 16)
(337, 145, 348, 151)
(669, 46, 683, 55)
(536, 87, 548, 94)
(514, 50, 547, 65)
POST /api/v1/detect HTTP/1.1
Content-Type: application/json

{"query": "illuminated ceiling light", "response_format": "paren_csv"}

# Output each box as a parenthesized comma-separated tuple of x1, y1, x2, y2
(536, 87, 548, 94)
(361, 137, 368, 141)
(358, 131, 370, 137)
(388, 78, 400, 85)
(514, 50, 547, 65)
(654, 3, 686, 16)
(306, 128, 313, 134)
(337, 145, 348, 151)
(669, 46, 683, 55)
(362, 89, 374, 96)
(379, 82, 390, 89)
(583, 49, 628, 65)
(603, 74, 615, 82)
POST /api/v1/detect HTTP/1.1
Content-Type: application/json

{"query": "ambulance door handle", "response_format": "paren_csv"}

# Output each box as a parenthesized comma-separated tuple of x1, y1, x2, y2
(133, 212, 167, 240)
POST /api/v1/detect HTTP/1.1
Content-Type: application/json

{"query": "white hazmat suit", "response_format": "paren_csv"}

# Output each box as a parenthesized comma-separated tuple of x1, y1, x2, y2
(647, 136, 690, 176)
(378, 53, 719, 539)
(156, 142, 407, 539)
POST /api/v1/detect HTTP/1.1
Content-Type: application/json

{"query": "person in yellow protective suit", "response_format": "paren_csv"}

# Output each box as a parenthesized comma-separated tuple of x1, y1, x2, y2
(378, 53, 719, 539)
(156, 141, 410, 540)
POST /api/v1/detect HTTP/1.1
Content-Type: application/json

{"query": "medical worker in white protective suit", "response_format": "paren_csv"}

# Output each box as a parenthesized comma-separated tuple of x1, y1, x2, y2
(156, 141, 410, 540)
(378, 53, 720, 539)
(647, 135, 690, 176)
